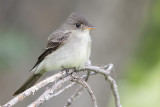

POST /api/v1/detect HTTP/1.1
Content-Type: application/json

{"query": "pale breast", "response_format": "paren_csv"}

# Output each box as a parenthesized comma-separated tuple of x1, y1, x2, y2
(37, 30, 91, 72)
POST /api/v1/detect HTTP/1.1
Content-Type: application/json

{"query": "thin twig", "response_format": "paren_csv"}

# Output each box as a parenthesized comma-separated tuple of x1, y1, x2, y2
(64, 85, 84, 107)
(106, 76, 122, 107)
(71, 75, 98, 107)
(85, 64, 122, 107)
(3, 69, 75, 107)
(28, 73, 75, 107)
(64, 71, 92, 107)
(52, 82, 76, 97)
(63, 59, 100, 107)
(29, 72, 96, 107)
(64, 64, 113, 107)
(2, 64, 122, 107)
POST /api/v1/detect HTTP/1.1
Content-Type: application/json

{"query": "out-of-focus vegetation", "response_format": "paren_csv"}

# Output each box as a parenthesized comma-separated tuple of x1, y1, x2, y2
(0, 29, 33, 71)
(120, 0, 160, 107)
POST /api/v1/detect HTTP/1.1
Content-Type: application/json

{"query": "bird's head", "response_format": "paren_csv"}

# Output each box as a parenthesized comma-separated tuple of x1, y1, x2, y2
(63, 13, 95, 33)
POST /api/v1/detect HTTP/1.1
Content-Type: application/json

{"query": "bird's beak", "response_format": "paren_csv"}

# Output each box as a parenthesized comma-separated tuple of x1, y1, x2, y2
(84, 26, 96, 30)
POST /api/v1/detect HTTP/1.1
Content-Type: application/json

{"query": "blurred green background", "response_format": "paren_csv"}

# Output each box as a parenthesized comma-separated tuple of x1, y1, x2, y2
(0, 0, 160, 107)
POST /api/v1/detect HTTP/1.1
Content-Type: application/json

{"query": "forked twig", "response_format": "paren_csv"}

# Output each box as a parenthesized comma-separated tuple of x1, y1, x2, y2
(2, 64, 122, 107)
(64, 71, 92, 107)
(28, 73, 75, 107)
(71, 75, 98, 107)
(3, 69, 75, 107)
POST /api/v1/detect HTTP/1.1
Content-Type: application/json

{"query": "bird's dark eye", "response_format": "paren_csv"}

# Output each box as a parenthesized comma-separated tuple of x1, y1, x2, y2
(76, 23, 81, 28)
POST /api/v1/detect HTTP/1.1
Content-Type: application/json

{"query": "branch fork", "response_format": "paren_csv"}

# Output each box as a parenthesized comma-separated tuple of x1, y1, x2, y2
(2, 63, 122, 107)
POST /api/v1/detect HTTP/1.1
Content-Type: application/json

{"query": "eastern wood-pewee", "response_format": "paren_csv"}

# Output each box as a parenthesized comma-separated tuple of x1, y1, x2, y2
(13, 13, 95, 96)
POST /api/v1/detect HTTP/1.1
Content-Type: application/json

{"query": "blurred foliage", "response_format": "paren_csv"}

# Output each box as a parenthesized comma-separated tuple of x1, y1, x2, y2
(126, 0, 160, 84)
(0, 29, 33, 71)
(120, 0, 160, 107)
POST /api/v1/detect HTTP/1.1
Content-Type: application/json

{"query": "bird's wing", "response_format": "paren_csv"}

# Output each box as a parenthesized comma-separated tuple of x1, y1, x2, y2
(30, 32, 71, 71)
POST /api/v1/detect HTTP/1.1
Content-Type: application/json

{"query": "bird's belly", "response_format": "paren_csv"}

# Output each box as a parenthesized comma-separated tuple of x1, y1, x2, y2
(43, 41, 90, 71)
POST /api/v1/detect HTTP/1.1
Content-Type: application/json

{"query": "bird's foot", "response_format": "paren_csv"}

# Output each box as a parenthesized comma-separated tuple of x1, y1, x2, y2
(61, 66, 69, 73)
(61, 67, 77, 72)
(61, 67, 78, 76)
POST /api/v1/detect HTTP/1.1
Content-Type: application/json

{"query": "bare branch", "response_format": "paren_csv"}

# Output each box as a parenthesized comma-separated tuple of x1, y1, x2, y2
(28, 73, 76, 107)
(63, 62, 111, 107)
(85, 64, 122, 107)
(2, 64, 122, 107)
(3, 69, 75, 107)
(106, 76, 122, 107)
(29, 72, 96, 107)
(64, 71, 92, 107)
(64, 86, 84, 107)
(52, 82, 76, 97)
(71, 75, 98, 107)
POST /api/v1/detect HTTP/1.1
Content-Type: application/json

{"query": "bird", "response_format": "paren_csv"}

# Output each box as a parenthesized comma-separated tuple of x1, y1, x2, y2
(13, 12, 95, 96)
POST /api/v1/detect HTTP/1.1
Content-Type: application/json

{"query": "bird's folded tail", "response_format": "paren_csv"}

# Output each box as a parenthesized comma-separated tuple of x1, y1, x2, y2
(13, 73, 43, 96)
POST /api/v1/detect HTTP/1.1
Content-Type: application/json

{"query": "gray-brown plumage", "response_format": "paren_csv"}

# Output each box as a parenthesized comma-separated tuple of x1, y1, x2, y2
(13, 74, 43, 96)
(30, 32, 71, 71)
(13, 13, 95, 96)
(13, 32, 71, 96)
